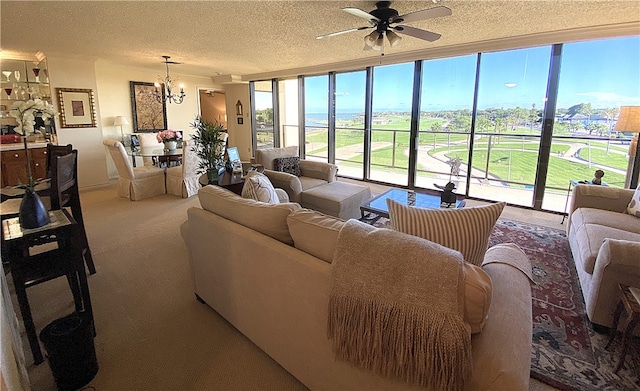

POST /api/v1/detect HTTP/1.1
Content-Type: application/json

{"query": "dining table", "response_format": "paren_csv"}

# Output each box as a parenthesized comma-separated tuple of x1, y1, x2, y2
(127, 147, 182, 168)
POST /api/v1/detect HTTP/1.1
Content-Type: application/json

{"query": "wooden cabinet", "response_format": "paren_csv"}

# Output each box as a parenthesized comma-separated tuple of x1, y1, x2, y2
(1, 147, 47, 187)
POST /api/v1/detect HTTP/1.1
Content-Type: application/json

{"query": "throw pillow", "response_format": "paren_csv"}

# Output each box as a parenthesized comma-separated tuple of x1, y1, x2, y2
(387, 199, 506, 266)
(287, 209, 345, 263)
(462, 262, 492, 334)
(626, 185, 640, 217)
(273, 156, 301, 176)
(241, 171, 280, 204)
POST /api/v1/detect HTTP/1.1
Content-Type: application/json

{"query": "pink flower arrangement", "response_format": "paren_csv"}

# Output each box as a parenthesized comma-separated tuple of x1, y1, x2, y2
(156, 129, 182, 143)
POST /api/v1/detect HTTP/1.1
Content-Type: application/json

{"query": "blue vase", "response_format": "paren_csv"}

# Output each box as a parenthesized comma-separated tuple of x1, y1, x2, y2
(19, 191, 50, 229)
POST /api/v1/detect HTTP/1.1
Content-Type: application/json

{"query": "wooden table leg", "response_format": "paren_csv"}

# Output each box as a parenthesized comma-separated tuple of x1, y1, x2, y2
(606, 300, 624, 350)
(11, 272, 43, 364)
(614, 311, 640, 373)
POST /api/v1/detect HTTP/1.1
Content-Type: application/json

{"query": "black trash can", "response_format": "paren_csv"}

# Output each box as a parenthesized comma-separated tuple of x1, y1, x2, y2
(40, 312, 98, 391)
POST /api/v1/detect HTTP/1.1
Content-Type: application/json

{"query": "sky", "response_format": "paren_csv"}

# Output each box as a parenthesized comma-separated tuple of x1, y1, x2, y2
(256, 35, 640, 114)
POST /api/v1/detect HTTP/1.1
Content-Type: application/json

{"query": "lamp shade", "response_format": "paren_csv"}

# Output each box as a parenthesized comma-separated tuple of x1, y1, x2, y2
(614, 106, 640, 133)
(386, 30, 402, 47)
(113, 116, 129, 126)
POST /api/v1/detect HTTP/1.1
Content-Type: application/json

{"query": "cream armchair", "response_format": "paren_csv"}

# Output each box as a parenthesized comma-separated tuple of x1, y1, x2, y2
(254, 146, 338, 204)
(103, 140, 166, 200)
(567, 184, 640, 328)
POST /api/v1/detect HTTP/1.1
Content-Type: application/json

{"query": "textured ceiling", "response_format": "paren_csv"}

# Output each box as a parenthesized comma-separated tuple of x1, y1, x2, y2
(1, 1, 639, 80)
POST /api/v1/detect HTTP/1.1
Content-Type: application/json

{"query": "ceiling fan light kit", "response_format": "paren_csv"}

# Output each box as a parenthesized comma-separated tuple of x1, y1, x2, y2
(318, 1, 451, 51)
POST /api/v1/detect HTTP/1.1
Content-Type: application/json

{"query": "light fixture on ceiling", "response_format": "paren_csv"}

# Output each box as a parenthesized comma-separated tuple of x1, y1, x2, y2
(364, 30, 387, 51)
(614, 105, 640, 188)
(154, 55, 185, 105)
(386, 30, 403, 47)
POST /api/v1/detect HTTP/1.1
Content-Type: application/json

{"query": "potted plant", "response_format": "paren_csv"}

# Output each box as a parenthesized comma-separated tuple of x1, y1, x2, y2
(190, 116, 227, 183)
(9, 99, 58, 228)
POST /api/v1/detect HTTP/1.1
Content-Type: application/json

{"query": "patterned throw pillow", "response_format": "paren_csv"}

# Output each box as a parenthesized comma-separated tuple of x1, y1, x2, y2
(626, 185, 640, 217)
(241, 171, 280, 204)
(273, 156, 301, 176)
(387, 199, 505, 266)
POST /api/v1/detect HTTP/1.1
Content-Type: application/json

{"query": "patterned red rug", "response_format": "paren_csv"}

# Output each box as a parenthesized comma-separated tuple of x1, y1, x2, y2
(370, 217, 640, 391)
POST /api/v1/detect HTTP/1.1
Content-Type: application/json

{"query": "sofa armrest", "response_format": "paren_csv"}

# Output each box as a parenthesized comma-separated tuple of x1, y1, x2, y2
(299, 160, 338, 182)
(275, 188, 290, 203)
(263, 169, 303, 203)
(567, 185, 634, 230)
(584, 239, 640, 327)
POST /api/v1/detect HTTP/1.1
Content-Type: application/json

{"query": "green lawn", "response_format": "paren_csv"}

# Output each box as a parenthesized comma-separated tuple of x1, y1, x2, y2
(577, 147, 629, 170)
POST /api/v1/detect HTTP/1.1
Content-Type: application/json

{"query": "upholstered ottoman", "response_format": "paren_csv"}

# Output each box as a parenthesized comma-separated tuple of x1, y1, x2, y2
(301, 181, 372, 220)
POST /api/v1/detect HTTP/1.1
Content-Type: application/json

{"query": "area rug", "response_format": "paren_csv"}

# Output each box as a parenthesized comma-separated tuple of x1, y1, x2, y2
(368, 217, 640, 391)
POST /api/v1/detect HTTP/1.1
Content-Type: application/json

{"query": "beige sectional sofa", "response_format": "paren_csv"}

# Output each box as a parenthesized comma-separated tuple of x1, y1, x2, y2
(181, 185, 533, 390)
(567, 184, 640, 328)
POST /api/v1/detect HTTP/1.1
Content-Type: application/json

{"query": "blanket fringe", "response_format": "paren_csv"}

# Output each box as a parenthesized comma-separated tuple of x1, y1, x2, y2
(328, 295, 472, 391)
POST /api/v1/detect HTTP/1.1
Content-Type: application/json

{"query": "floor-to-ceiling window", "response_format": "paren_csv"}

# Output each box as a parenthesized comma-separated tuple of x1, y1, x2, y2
(370, 62, 415, 186)
(278, 78, 299, 148)
(335, 70, 367, 179)
(304, 75, 329, 162)
(250, 35, 639, 211)
(469, 46, 551, 207)
(253, 80, 274, 149)
(541, 36, 640, 212)
(416, 54, 477, 194)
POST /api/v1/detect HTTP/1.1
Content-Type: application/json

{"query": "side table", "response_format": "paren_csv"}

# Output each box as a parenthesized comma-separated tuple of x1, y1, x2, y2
(1, 209, 94, 364)
(199, 171, 245, 196)
(605, 284, 640, 373)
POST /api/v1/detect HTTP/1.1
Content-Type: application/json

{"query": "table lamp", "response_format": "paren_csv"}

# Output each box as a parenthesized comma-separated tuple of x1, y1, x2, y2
(113, 116, 130, 145)
(614, 106, 640, 189)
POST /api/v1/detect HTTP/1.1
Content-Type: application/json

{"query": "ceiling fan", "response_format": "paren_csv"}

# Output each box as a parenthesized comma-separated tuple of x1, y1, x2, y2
(316, 1, 451, 51)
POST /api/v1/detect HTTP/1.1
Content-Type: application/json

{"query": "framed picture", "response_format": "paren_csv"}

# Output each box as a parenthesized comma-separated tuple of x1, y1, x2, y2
(237, 117, 243, 125)
(56, 88, 97, 128)
(130, 81, 167, 132)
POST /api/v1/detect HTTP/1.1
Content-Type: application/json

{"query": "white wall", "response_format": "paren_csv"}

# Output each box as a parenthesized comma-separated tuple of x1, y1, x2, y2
(47, 55, 110, 189)
(224, 83, 252, 161)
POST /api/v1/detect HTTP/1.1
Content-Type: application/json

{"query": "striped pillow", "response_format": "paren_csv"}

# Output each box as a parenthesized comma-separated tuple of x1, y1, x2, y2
(387, 199, 505, 266)
(241, 171, 280, 204)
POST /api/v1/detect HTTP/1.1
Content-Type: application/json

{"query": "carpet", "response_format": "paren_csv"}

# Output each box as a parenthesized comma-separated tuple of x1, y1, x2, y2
(369, 217, 640, 391)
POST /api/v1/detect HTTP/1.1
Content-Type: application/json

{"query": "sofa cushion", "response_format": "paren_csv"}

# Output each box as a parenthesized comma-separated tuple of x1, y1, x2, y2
(242, 171, 280, 204)
(299, 176, 328, 191)
(287, 209, 345, 263)
(199, 185, 301, 245)
(274, 156, 301, 177)
(387, 199, 505, 266)
(570, 222, 640, 274)
(626, 185, 640, 217)
(254, 146, 299, 170)
(463, 262, 492, 334)
(571, 207, 640, 235)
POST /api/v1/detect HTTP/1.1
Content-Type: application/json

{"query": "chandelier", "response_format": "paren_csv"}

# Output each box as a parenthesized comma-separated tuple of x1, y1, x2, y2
(154, 55, 185, 105)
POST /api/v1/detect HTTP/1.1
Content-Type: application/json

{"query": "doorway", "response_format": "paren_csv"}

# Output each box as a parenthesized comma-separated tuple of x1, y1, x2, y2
(199, 89, 227, 128)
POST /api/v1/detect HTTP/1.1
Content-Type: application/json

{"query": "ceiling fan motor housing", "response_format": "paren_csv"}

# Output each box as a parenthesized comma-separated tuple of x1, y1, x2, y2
(370, 1, 400, 32)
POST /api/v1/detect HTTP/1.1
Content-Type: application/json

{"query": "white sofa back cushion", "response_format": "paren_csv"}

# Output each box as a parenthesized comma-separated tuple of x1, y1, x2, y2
(199, 185, 301, 245)
(287, 209, 345, 263)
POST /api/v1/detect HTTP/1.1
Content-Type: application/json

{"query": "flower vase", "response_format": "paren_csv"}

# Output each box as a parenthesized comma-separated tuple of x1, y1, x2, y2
(207, 168, 219, 184)
(19, 191, 50, 229)
(164, 140, 177, 151)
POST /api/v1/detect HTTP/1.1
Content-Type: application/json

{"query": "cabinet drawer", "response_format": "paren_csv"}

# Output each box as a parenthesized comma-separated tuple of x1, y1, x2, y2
(29, 147, 48, 159)
(1, 149, 28, 160)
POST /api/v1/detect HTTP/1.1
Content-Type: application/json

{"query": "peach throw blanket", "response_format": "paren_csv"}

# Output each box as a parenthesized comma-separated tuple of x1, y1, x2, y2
(327, 220, 472, 391)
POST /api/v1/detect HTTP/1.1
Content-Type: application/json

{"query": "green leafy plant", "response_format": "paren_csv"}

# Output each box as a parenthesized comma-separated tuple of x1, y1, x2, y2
(190, 116, 227, 176)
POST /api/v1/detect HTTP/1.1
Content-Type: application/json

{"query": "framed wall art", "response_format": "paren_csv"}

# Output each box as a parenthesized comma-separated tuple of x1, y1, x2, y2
(129, 81, 167, 132)
(56, 88, 97, 128)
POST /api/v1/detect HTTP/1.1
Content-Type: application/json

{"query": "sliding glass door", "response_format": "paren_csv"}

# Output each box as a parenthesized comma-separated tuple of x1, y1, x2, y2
(335, 70, 366, 179)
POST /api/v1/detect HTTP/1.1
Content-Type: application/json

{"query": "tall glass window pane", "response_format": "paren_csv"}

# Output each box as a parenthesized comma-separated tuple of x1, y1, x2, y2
(416, 54, 477, 194)
(278, 78, 299, 148)
(335, 71, 366, 179)
(253, 80, 274, 149)
(370, 62, 414, 186)
(304, 75, 329, 162)
(542, 36, 640, 212)
(469, 46, 551, 206)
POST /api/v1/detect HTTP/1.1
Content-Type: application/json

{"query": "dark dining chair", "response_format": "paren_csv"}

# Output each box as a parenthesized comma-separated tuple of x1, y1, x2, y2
(51, 150, 96, 275)
(45, 143, 73, 179)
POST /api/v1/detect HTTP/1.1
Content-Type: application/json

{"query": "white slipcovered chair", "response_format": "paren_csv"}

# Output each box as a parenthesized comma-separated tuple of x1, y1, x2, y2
(166, 140, 201, 198)
(103, 139, 166, 201)
(135, 132, 159, 166)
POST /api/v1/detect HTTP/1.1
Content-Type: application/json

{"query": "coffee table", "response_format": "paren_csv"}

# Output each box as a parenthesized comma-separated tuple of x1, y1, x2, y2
(360, 188, 465, 219)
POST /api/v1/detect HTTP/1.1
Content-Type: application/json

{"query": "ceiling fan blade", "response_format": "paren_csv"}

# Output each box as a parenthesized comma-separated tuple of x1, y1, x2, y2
(317, 26, 370, 39)
(343, 7, 380, 23)
(394, 25, 441, 42)
(392, 6, 451, 24)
